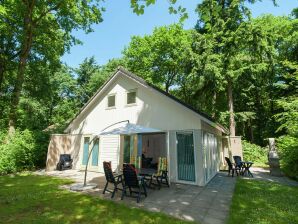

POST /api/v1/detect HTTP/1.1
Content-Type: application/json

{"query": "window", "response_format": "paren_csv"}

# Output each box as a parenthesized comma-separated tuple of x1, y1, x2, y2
(107, 94, 116, 108)
(126, 90, 136, 105)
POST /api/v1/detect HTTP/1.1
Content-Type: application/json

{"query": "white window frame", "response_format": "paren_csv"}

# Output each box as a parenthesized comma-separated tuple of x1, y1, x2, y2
(106, 93, 116, 109)
(125, 89, 137, 106)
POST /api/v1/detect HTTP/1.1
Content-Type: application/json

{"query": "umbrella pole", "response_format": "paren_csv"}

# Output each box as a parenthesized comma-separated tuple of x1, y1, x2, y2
(83, 120, 129, 186)
(83, 137, 97, 186)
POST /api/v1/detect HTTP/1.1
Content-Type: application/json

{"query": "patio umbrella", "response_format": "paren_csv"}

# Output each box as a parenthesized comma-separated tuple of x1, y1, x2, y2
(98, 123, 162, 135)
(72, 121, 162, 191)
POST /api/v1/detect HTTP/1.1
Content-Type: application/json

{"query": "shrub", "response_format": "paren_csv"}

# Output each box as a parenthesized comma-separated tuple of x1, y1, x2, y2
(242, 140, 268, 167)
(277, 135, 298, 178)
(0, 129, 49, 175)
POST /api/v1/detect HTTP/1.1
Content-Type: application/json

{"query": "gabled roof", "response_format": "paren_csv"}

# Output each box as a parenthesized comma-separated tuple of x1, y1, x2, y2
(65, 67, 228, 134)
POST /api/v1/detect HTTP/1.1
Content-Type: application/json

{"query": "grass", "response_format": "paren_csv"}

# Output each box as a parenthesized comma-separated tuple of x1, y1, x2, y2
(0, 173, 191, 224)
(227, 179, 298, 224)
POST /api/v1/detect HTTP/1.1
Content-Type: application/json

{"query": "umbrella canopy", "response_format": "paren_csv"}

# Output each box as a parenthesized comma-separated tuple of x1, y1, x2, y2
(98, 123, 162, 136)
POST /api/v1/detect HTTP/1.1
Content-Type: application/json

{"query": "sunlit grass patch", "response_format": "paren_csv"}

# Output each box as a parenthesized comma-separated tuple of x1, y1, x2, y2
(228, 179, 298, 224)
(0, 173, 192, 224)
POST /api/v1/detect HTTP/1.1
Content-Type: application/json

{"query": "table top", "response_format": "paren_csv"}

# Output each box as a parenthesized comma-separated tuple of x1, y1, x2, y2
(115, 168, 157, 176)
(241, 161, 254, 164)
(137, 168, 157, 176)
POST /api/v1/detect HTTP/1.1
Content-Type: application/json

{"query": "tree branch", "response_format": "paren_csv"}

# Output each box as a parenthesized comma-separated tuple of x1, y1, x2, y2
(33, 1, 63, 25)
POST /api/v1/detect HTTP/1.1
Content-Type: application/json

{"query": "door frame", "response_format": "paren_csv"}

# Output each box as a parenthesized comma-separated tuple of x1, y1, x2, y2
(80, 134, 100, 171)
(89, 137, 100, 171)
(175, 131, 196, 184)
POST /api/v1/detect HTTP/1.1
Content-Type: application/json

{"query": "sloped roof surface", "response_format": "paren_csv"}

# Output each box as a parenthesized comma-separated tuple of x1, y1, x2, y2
(65, 67, 228, 134)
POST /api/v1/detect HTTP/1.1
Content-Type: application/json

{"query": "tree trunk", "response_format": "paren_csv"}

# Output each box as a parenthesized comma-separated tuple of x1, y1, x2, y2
(227, 79, 236, 136)
(0, 62, 4, 92)
(249, 118, 254, 143)
(8, 3, 34, 134)
(211, 91, 217, 118)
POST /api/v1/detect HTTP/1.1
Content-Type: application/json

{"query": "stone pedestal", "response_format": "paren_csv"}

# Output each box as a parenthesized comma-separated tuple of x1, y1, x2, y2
(268, 138, 283, 176)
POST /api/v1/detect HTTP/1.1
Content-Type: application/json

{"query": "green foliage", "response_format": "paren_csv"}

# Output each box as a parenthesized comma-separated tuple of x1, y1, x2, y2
(0, 130, 49, 174)
(242, 140, 268, 167)
(277, 136, 298, 178)
(130, 0, 188, 22)
(124, 24, 193, 93)
(228, 179, 298, 224)
(0, 130, 36, 174)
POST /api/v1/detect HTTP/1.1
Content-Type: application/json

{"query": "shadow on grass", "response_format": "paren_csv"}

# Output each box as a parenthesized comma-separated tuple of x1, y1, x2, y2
(0, 173, 192, 224)
(227, 179, 298, 224)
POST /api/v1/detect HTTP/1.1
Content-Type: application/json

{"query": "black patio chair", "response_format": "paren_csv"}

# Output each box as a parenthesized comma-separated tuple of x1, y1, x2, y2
(233, 156, 243, 173)
(56, 154, 73, 171)
(225, 157, 240, 177)
(142, 154, 153, 168)
(121, 163, 147, 203)
(103, 161, 123, 198)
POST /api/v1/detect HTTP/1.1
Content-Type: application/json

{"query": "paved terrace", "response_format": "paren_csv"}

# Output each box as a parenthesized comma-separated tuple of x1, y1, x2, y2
(37, 169, 236, 224)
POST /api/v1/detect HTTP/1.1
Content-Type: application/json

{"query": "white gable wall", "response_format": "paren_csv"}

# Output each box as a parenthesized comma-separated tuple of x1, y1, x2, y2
(68, 72, 202, 134)
(63, 71, 225, 185)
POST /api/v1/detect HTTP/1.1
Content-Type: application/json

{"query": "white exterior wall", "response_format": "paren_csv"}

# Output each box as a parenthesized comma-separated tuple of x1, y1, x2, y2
(168, 131, 177, 183)
(168, 129, 205, 186)
(98, 135, 120, 172)
(194, 130, 205, 186)
(67, 73, 202, 134)
(60, 71, 225, 185)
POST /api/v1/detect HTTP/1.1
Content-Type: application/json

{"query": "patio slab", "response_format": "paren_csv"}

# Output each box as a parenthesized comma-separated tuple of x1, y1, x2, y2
(37, 169, 237, 224)
(248, 167, 298, 187)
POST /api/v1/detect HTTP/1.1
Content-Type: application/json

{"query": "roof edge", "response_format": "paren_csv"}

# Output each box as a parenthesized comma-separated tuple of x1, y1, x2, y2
(64, 66, 229, 134)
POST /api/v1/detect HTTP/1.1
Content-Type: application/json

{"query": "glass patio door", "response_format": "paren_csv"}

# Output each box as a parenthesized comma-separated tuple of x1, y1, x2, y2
(122, 135, 142, 168)
(177, 132, 196, 182)
(81, 136, 99, 170)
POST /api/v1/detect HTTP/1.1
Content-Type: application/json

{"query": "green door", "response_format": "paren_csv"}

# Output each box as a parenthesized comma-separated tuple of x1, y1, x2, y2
(82, 137, 90, 165)
(177, 132, 196, 182)
(91, 138, 99, 166)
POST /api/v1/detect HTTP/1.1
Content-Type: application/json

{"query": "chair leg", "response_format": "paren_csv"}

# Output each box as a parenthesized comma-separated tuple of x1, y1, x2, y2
(164, 175, 169, 187)
(121, 186, 126, 200)
(143, 183, 147, 197)
(232, 169, 234, 177)
(103, 182, 108, 194)
(156, 177, 161, 190)
(148, 176, 153, 188)
(137, 187, 141, 203)
(111, 184, 117, 198)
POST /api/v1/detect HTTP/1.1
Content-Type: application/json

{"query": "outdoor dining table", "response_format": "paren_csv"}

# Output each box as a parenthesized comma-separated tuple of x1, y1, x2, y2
(137, 168, 157, 176)
(136, 168, 157, 188)
(240, 161, 254, 177)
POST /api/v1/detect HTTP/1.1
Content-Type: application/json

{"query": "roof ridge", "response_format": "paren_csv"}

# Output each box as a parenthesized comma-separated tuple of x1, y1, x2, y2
(116, 67, 228, 133)
(64, 66, 228, 134)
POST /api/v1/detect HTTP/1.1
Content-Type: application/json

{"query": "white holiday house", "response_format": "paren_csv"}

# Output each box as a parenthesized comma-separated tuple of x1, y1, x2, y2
(46, 67, 236, 186)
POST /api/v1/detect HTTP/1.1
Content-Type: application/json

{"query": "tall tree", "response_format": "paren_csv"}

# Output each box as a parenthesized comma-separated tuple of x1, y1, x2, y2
(124, 24, 193, 93)
(194, 0, 269, 136)
(1, 0, 104, 134)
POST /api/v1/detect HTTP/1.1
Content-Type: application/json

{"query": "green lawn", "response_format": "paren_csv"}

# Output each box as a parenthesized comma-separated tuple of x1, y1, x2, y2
(227, 179, 298, 224)
(0, 173, 191, 224)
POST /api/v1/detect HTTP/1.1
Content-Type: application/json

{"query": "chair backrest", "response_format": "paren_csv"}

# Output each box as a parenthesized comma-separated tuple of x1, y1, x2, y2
(157, 157, 167, 176)
(60, 154, 71, 162)
(225, 157, 233, 169)
(123, 163, 139, 187)
(233, 156, 242, 166)
(103, 161, 115, 183)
